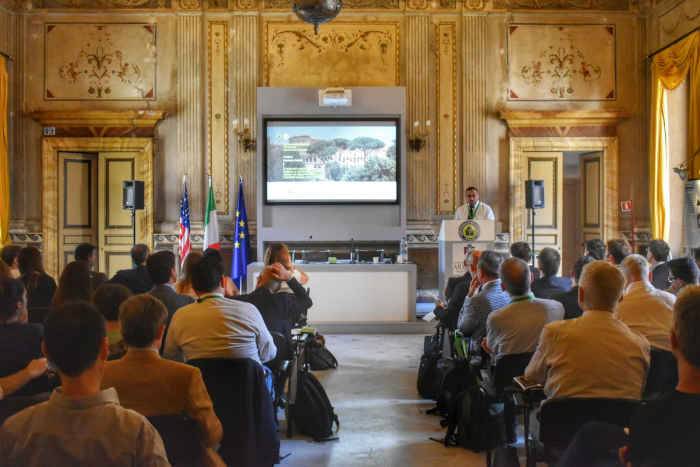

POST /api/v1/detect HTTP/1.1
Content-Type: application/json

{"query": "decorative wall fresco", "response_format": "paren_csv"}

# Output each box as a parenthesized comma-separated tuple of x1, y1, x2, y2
(34, 0, 171, 7)
(493, 0, 627, 9)
(45, 23, 157, 100)
(264, 22, 400, 87)
(508, 24, 616, 101)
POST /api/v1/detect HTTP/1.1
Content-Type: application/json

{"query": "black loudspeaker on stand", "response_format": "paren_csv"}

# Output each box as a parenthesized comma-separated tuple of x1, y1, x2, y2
(122, 181, 145, 246)
(525, 180, 545, 268)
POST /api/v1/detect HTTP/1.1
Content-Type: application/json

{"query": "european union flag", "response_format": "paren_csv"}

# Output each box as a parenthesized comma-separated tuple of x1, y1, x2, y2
(232, 177, 250, 290)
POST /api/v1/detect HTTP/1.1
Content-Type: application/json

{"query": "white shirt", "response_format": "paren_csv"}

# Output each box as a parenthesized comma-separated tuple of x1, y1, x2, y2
(525, 310, 650, 400)
(454, 201, 495, 221)
(163, 293, 277, 364)
(615, 281, 676, 351)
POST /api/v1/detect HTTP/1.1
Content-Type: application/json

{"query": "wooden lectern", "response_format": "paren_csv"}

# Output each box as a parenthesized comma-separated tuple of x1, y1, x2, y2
(438, 219, 496, 299)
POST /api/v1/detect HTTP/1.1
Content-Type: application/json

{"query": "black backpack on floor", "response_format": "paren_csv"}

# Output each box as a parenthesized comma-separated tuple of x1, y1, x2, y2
(444, 383, 506, 452)
(306, 335, 339, 371)
(434, 358, 474, 416)
(291, 370, 340, 441)
(417, 327, 444, 400)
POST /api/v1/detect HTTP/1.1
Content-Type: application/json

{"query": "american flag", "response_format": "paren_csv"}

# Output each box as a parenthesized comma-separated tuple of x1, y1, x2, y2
(178, 176, 192, 268)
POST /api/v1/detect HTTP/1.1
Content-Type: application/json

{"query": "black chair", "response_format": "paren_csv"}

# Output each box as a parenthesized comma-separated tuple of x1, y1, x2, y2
(0, 392, 50, 425)
(644, 348, 678, 399)
(189, 358, 279, 467)
(147, 414, 202, 467)
(539, 397, 640, 462)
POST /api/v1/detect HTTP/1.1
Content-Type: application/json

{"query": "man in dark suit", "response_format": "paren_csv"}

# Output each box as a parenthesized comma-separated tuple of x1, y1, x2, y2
(648, 239, 672, 290)
(109, 244, 153, 294)
(510, 241, 541, 282)
(234, 263, 312, 341)
(552, 255, 594, 320)
(74, 243, 107, 291)
(531, 247, 572, 299)
(146, 250, 194, 328)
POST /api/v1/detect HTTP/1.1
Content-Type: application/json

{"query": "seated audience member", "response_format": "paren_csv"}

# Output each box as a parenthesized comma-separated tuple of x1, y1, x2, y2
(606, 238, 632, 267)
(147, 250, 194, 325)
(483, 258, 564, 363)
(74, 243, 107, 291)
(92, 284, 132, 360)
(443, 256, 472, 304)
(510, 241, 540, 282)
(531, 247, 572, 299)
(435, 251, 480, 328)
(647, 239, 672, 290)
(585, 238, 606, 261)
(694, 247, 700, 272)
(52, 260, 93, 308)
(164, 253, 276, 365)
(524, 260, 650, 400)
(18, 246, 56, 321)
(457, 251, 510, 342)
(102, 295, 224, 467)
(0, 359, 47, 400)
(264, 243, 310, 287)
(235, 263, 313, 341)
(553, 255, 594, 320)
(176, 251, 204, 299)
(109, 244, 153, 294)
(0, 278, 50, 396)
(667, 256, 700, 296)
(0, 301, 169, 466)
(558, 285, 700, 467)
(616, 254, 675, 351)
(0, 245, 22, 279)
(203, 248, 239, 297)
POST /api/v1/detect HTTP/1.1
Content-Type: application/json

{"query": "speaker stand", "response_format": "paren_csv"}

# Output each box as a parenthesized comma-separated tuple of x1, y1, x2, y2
(130, 208, 137, 246)
(530, 208, 536, 269)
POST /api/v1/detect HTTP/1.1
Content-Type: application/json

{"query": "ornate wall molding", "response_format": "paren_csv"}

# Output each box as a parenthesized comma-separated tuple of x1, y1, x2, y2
(462, 15, 487, 208)
(492, 0, 629, 9)
(207, 20, 230, 215)
(32, 0, 171, 8)
(263, 21, 401, 87)
(176, 15, 203, 221)
(436, 21, 458, 214)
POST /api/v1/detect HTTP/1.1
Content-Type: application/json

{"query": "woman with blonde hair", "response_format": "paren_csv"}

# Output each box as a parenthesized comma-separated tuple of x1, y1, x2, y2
(263, 243, 309, 288)
(175, 251, 203, 299)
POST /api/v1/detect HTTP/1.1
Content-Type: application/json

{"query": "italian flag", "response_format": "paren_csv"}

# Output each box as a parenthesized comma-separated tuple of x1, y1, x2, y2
(203, 176, 220, 250)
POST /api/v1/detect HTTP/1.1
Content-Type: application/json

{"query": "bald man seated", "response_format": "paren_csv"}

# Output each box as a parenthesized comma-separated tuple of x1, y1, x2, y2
(524, 260, 650, 400)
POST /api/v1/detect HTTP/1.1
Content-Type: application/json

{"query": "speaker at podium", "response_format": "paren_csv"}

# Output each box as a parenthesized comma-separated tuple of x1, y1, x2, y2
(438, 219, 495, 299)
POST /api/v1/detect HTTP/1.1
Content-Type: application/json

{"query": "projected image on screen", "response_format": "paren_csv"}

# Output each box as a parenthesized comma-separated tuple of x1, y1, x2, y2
(265, 120, 399, 204)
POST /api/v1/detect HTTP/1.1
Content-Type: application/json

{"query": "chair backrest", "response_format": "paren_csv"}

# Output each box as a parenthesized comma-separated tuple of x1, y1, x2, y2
(540, 397, 640, 450)
(147, 414, 201, 467)
(267, 331, 291, 373)
(0, 392, 50, 425)
(188, 358, 279, 467)
(493, 353, 533, 393)
(644, 348, 678, 399)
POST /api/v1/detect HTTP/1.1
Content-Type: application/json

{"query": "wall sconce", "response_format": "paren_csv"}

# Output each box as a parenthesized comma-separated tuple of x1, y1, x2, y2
(673, 161, 688, 181)
(233, 118, 256, 152)
(408, 120, 431, 152)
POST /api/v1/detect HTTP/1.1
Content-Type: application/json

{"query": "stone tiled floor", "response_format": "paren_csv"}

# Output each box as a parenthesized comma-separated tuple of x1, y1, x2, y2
(279, 334, 485, 467)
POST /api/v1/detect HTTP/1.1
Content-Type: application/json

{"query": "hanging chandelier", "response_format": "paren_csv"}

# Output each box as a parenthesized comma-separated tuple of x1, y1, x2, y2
(293, 0, 343, 35)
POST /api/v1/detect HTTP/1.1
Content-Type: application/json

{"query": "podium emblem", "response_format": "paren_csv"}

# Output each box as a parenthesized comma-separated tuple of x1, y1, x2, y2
(458, 221, 480, 242)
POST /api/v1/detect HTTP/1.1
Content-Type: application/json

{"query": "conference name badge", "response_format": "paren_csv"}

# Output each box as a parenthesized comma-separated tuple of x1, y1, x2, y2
(458, 221, 480, 242)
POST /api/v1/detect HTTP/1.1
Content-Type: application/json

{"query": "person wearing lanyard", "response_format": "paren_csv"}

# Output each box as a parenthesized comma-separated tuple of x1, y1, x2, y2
(454, 186, 495, 221)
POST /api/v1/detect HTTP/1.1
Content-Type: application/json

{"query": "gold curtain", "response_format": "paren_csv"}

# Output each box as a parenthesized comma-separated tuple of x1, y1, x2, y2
(649, 31, 700, 241)
(0, 56, 8, 247)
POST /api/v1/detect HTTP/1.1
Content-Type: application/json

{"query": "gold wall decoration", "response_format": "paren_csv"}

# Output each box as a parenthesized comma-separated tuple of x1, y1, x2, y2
(508, 24, 616, 101)
(179, 0, 200, 8)
(34, 0, 171, 7)
(407, 0, 457, 8)
(264, 0, 400, 8)
(45, 23, 157, 100)
(264, 22, 400, 87)
(436, 22, 457, 214)
(493, 0, 628, 9)
(207, 21, 230, 215)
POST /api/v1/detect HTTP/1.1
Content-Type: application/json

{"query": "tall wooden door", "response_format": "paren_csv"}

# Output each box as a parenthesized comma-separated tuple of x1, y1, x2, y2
(98, 152, 146, 279)
(58, 152, 98, 272)
(56, 150, 150, 278)
(526, 152, 564, 260)
(580, 152, 604, 244)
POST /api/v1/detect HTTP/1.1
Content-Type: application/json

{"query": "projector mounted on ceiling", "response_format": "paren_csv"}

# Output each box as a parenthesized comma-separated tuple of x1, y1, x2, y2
(319, 88, 352, 107)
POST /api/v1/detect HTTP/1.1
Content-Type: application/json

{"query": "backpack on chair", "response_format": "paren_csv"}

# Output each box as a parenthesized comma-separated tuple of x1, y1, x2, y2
(306, 334, 339, 371)
(290, 369, 340, 441)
